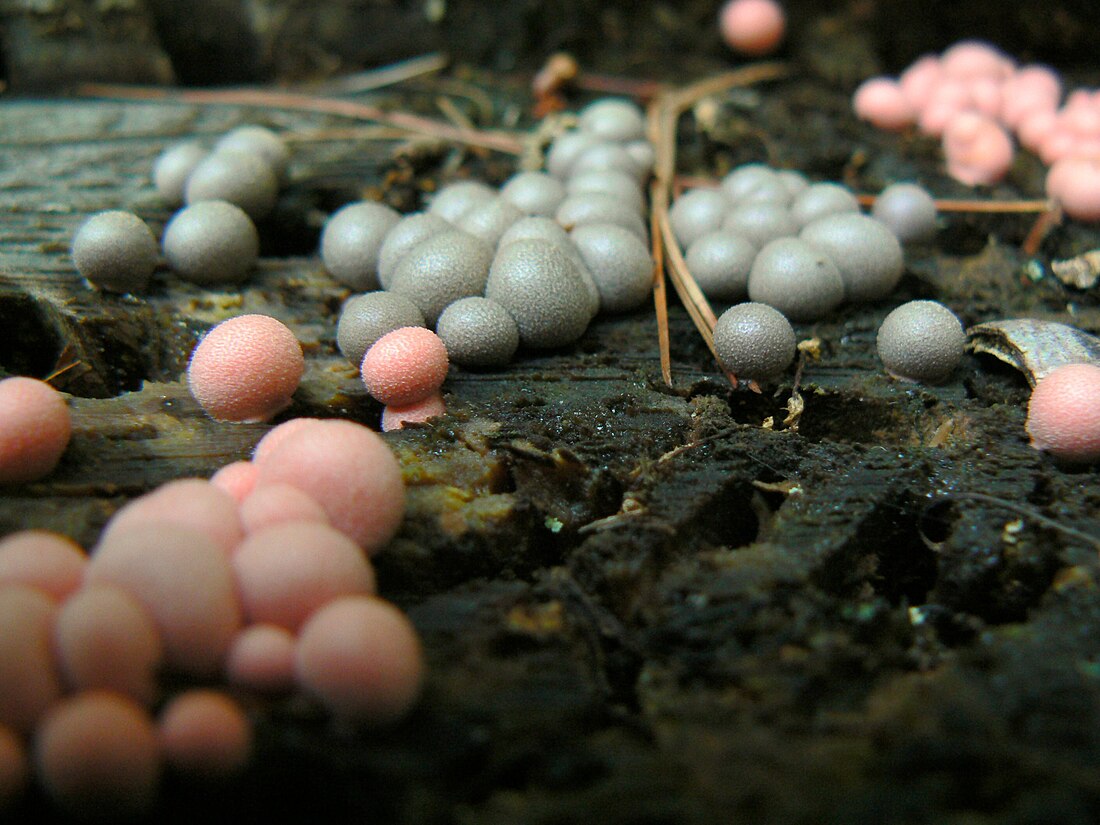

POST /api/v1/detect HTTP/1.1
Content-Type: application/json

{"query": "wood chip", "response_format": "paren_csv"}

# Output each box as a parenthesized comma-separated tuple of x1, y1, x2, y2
(966, 318, 1100, 386)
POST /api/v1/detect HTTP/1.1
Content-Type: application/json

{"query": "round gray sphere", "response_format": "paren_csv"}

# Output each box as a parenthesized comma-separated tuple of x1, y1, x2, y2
(546, 131, 600, 179)
(214, 126, 290, 183)
(162, 200, 259, 286)
(876, 300, 965, 384)
(669, 188, 730, 248)
(71, 210, 159, 293)
(871, 183, 938, 245)
(499, 218, 601, 317)
(720, 164, 780, 202)
(789, 182, 860, 228)
(377, 212, 452, 289)
(427, 181, 496, 223)
(320, 201, 401, 291)
(454, 197, 524, 246)
(184, 150, 279, 221)
(153, 141, 207, 206)
(556, 193, 647, 239)
(388, 230, 494, 325)
(500, 171, 567, 217)
(776, 169, 810, 198)
(577, 98, 646, 142)
(723, 202, 797, 247)
(747, 237, 845, 321)
(684, 230, 757, 302)
(714, 302, 797, 381)
(570, 223, 654, 314)
(566, 169, 646, 215)
(569, 141, 647, 182)
(623, 140, 656, 178)
(436, 296, 520, 367)
(485, 239, 595, 349)
(337, 291, 426, 367)
(800, 213, 904, 303)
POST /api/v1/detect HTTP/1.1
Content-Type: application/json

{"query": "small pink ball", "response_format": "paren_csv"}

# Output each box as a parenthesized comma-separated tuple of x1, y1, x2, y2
(1046, 156, 1100, 221)
(0, 377, 71, 485)
(1026, 363, 1100, 463)
(940, 40, 1014, 81)
(295, 595, 425, 725)
(0, 586, 63, 735)
(99, 478, 244, 556)
(224, 623, 296, 693)
(718, 0, 785, 57)
(231, 521, 376, 631)
(1038, 127, 1079, 165)
(942, 112, 1014, 186)
(1017, 108, 1059, 151)
(157, 689, 252, 780)
(360, 326, 449, 407)
(252, 416, 323, 464)
(210, 460, 258, 504)
(381, 393, 447, 432)
(0, 530, 86, 601)
(33, 691, 160, 818)
(239, 482, 329, 535)
(252, 419, 406, 553)
(899, 55, 942, 110)
(87, 524, 242, 676)
(187, 314, 305, 423)
(852, 77, 916, 131)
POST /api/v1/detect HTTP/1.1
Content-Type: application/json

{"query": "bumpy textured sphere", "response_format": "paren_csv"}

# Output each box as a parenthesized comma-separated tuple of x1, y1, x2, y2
(388, 230, 494, 325)
(454, 197, 524, 247)
(153, 141, 207, 205)
(876, 300, 965, 383)
(361, 326, 450, 406)
(184, 150, 279, 220)
(789, 182, 860, 227)
(321, 201, 400, 291)
(0, 376, 71, 485)
(1026, 363, 1100, 463)
(570, 141, 648, 182)
(577, 98, 647, 142)
(748, 238, 845, 321)
(72, 210, 159, 293)
(569, 223, 654, 313)
(187, 314, 304, 422)
(337, 291, 425, 367)
(546, 131, 600, 179)
(436, 297, 520, 368)
(566, 170, 646, 215)
(500, 172, 567, 217)
(722, 202, 797, 247)
(556, 193, 647, 239)
(800, 213, 904, 302)
(714, 302, 797, 380)
(669, 189, 730, 248)
(685, 230, 757, 301)
(215, 125, 290, 182)
(872, 183, 938, 244)
(162, 200, 259, 285)
(427, 180, 496, 223)
(485, 239, 595, 349)
(377, 212, 452, 289)
(721, 164, 781, 203)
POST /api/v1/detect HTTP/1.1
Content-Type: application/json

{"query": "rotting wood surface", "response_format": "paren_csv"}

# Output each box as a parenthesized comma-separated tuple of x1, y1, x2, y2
(3, 74, 1100, 824)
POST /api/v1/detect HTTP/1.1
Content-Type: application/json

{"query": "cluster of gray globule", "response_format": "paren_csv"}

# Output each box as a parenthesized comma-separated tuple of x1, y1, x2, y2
(72, 126, 288, 293)
(329, 98, 656, 372)
(670, 167, 962, 383)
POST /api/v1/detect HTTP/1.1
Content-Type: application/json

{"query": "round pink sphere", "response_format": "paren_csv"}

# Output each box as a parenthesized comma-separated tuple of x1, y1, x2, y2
(718, 0, 785, 57)
(381, 393, 447, 432)
(187, 314, 305, 423)
(33, 691, 160, 818)
(940, 40, 1013, 81)
(0, 530, 86, 600)
(157, 690, 252, 780)
(0, 586, 63, 735)
(210, 460, 258, 504)
(0, 376, 71, 485)
(1026, 363, 1100, 463)
(224, 623, 296, 693)
(98, 478, 244, 556)
(239, 482, 329, 535)
(53, 585, 163, 706)
(87, 524, 242, 676)
(295, 595, 425, 725)
(942, 112, 1014, 186)
(231, 521, 376, 631)
(251, 417, 323, 465)
(899, 55, 942, 110)
(252, 419, 406, 553)
(1046, 156, 1100, 221)
(361, 326, 449, 407)
(853, 77, 916, 131)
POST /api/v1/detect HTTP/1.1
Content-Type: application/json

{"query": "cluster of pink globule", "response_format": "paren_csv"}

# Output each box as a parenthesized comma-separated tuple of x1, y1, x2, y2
(853, 40, 1100, 220)
(0, 416, 421, 817)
